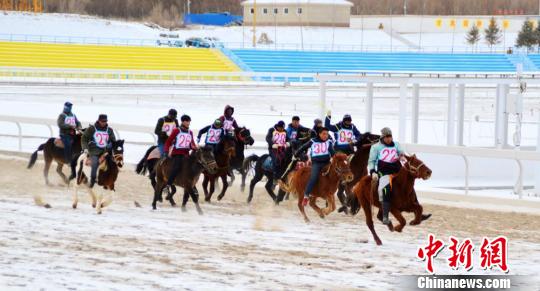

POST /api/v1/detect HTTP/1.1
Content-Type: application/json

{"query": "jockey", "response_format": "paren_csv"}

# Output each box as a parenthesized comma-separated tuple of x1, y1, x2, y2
(325, 110, 361, 155)
(368, 127, 404, 225)
(164, 115, 197, 187)
(154, 109, 179, 157)
(310, 118, 324, 139)
(57, 102, 81, 164)
(197, 119, 225, 153)
(265, 120, 290, 180)
(81, 114, 116, 188)
(294, 127, 335, 206)
(286, 115, 309, 148)
(218, 105, 239, 135)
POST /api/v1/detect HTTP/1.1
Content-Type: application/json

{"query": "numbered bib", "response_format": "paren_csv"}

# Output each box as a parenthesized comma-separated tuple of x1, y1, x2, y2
(93, 129, 109, 149)
(223, 119, 234, 130)
(378, 146, 399, 163)
(337, 128, 353, 145)
(162, 122, 175, 137)
(65, 116, 76, 126)
(206, 128, 222, 144)
(290, 130, 298, 140)
(175, 132, 192, 149)
(272, 131, 286, 146)
(310, 140, 331, 157)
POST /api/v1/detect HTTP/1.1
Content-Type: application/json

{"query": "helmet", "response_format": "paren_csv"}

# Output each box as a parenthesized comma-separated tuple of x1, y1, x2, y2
(214, 119, 222, 126)
(381, 127, 392, 137)
(181, 115, 191, 122)
(168, 109, 178, 118)
(343, 114, 352, 122)
(314, 118, 322, 125)
(276, 120, 285, 128)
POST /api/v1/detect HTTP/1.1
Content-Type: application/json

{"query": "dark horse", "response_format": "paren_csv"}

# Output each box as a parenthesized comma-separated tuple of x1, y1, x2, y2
(73, 139, 125, 214)
(27, 131, 84, 185)
(152, 147, 217, 213)
(350, 154, 432, 245)
(336, 132, 380, 214)
(242, 127, 311, 204)
(228, 127, 255, 191)
(202, 134, 237, 202)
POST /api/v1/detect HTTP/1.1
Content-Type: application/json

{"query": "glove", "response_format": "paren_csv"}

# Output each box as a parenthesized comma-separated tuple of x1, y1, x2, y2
(369, 169, 376, 176)
(272, 144, 279, 149)
(326, 109, 332, 117)
(285, 142, 290, 147)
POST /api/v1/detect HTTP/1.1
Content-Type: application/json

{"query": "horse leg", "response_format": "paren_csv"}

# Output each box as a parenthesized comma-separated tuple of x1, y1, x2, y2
(228, 169, 235, 186)
(43, 156, 52, 186)
(95, 188, 103, 214)
(309, 197, 325, 219)
(322, 194, 337, 216)
(247, 172, 263, 203)
(217, 174, 229, 201)
(152, 180, 165, 210)
(390, 208, 407, 232)
(359, 195, 382, 245)
(88, 187, 97, 208)
(240, 168, 247, 192)
(410, 202, 431, 225)
(190, 187, 203, 215)
(297, 193, 310, 223)
(101, 190, 113, 208)
(276, 189, 286, 205)
(336, 184, 348, 214)
(264, 178, 277, 202)
(72, 184, 79, 209)
(181, 188, 189, 212)
(202, 175, 210, 201)
(167, 185, 177, 207)
(56, 163, 68, 185)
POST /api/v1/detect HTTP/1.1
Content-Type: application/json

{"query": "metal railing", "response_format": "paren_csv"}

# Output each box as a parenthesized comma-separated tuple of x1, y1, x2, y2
(1, 115, 539, 198)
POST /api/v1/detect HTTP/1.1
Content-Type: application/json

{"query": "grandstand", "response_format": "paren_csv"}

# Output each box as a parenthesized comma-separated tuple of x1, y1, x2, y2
(0, 41, 240, 72)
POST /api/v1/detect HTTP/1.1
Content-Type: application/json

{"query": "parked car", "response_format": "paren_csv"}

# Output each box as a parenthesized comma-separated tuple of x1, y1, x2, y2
(185, 37, 211, 48)
(156, 39, 184, 47)
(203, 37, 224, 48)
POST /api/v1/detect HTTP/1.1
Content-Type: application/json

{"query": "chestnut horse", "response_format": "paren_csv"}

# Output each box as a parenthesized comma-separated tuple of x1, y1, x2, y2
(287, 153, 354, 222)
(27, 131, 84, 185)
(73, 140, 125, 214)
(336, 132, 380, 214)
(153, 147, 217, 213)
(350, 154, 432, 245)
(202, 135, 236, 202)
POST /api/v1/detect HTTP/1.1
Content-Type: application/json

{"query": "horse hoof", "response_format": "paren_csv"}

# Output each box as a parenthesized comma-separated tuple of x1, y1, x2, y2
(196, 208, 203, 215)
(375, 239, 383, 246)
(134, 201, 142, 208)
(395, 226, 404, 233)
(217, 195, 224, 201)
(410, 220, 420, 225)
(97, 210, 102, 215)
(92, 204, 96, 208)
(152, 204, 157, 210)
(181, 206, 187, 212)
(72, 204, 77, 209)
(422, 213, 432, 221)
(44, 204, 51, 209)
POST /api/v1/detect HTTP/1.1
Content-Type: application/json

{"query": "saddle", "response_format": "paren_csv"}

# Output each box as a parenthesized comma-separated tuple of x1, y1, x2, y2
(83, 153, 109, 172)
(54, 138, 65, 149)
(148, 147, 161, 160)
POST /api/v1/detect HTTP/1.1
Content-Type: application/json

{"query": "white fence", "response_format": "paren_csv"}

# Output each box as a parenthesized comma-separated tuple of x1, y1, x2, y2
(1, 115, 539, 198)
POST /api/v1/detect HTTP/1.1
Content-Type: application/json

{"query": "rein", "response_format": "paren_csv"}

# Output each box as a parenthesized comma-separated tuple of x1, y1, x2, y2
(403, 160, 425, 177)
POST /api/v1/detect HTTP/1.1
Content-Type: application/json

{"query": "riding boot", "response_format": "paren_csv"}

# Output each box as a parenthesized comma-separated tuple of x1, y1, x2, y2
(69, 158, 77, 180)
(382, 201, 391, 225)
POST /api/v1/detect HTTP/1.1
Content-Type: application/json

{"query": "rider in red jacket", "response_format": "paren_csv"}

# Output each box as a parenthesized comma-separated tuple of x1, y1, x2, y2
(218, 105, 239, 134)
(164, 115, 197, 186)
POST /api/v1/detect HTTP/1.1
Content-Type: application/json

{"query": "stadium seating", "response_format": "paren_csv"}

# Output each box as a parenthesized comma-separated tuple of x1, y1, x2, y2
(527, 54, 540, 70)
(229, 49, 518, 73)
(0, 41, 239, 72)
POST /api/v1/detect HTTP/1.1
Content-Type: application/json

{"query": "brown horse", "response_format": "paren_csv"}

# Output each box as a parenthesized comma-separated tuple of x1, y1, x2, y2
(202, 135, 236, 202)
(153, 147, 217, 213)
(337, 132, 381, 214)
(350, 154, 432, 245)
(287, 153, 354, 222)
(73, 139, 125, 214)
(27, 131, 83, 185)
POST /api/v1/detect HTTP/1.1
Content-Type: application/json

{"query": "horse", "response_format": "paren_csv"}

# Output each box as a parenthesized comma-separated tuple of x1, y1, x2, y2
(152, 147, 217, 213)
(135, 145, 177, 205)
(242, 127, 311, 204)
(228, 127, 255, 191)
(286, 153, 354, 222)
(336, 132, 381, 214)
(72, 139, 125, 214)
(350, 154, 432, 245)
(202, 135, 237, 202)
(27, 131, 84, 185)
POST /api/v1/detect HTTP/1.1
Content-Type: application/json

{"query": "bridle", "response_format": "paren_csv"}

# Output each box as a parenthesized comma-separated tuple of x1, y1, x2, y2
(403, 159, 426, 177)
(197, 150, 218, 174)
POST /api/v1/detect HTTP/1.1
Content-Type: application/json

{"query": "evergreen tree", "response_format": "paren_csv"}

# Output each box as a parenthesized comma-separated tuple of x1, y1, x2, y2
(516, 20, 536, 50)
(484, 17, 502, 49)
(466, 24, 481, 51)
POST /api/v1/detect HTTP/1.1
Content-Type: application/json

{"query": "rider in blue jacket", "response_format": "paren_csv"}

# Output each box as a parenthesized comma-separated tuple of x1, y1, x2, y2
(324, 110, 361, 155)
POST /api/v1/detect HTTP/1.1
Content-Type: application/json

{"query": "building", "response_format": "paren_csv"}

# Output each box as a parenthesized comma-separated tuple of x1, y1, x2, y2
(241, 0, 353, 27)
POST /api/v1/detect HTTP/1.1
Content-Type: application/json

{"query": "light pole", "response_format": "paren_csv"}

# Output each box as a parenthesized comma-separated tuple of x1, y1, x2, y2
(253, 0, 257, 47)
(404, 0, 407, 15)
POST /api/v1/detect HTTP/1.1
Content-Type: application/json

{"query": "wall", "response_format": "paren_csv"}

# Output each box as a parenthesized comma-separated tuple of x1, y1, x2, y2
(243, 3, 351, 27)
(350, 15, 540, 33)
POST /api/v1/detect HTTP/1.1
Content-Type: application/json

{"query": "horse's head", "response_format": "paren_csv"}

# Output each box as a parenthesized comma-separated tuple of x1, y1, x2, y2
(111, 139, 125, 168)
(404, 154, 432, 180)
(331, 153, 354, 183)
(357, 132, 380, 148)
(196, 146, 218, 174)
(236, 127, 255, 146)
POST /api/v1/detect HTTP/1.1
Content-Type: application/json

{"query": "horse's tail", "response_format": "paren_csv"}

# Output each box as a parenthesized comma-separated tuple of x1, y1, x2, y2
(27, 141, 47, 169)
(242, 154, 259, 174)
(136, 145, 157, 175)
